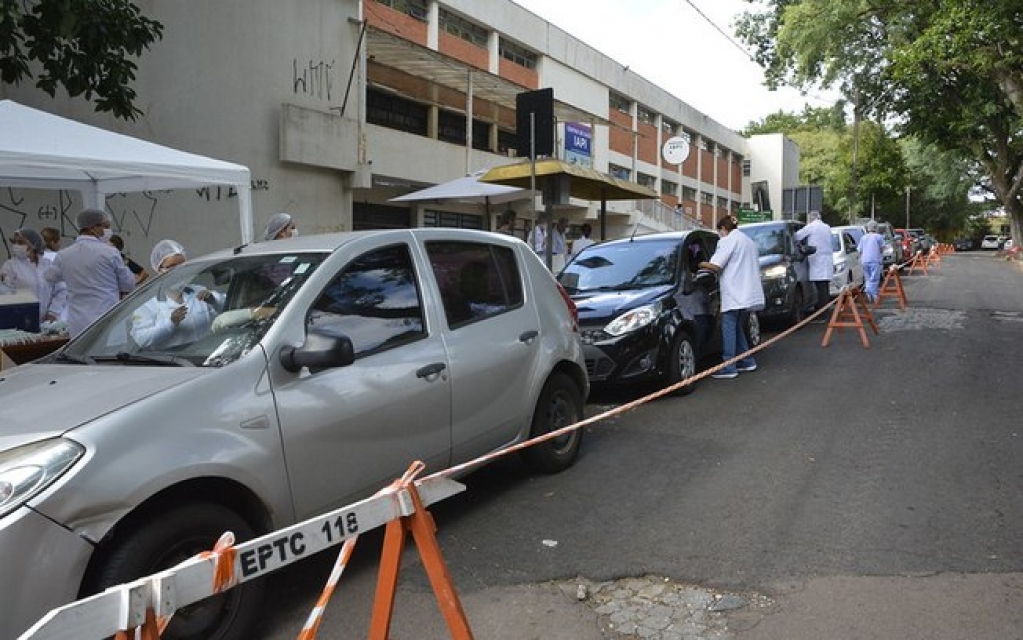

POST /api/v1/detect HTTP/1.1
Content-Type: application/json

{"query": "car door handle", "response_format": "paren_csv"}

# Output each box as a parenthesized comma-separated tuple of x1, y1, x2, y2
(416, 362, 447, 379)
(519, 330, 539, 343)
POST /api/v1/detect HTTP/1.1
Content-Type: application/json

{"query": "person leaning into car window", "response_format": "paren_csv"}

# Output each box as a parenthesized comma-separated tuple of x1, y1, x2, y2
(698, 216, 765, 379)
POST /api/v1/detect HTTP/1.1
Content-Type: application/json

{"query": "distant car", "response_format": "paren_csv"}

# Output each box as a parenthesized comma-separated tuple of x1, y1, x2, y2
(737, 220, 815, 326)
(875, 222, 904, 268)
(1005, 238, 1014, 251)
(558, 230, 760, 391)
(953, 237, 975, 251)
(0, 228, 589, 639)
(830, 229, 865, 296)
(894, 230, 915, 262)
(908, 228, 933, 253)
(981, 234, 1000, 250)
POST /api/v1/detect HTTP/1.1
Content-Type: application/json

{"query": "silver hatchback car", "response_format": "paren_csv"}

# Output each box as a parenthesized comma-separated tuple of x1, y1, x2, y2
(0, 228, 588, 639)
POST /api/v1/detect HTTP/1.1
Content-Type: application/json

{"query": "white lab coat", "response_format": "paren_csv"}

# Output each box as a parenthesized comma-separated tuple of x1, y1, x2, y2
(794, 219, 834, 282)
(45, 236, 136, 337)
(0, 254, 67, 322)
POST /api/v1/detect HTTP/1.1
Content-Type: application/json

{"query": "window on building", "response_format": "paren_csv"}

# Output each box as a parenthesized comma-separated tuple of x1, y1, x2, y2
(498, 128, 517, 155)
(439, 8, 488, 48)
(636, 106, 656, 126)
(661, 179, 678, 196)
(499, 38, 537, 69)
(682, 186, 697, 201)
(609, 163, 631, 180)
(742, 159, 751, 177)
(423, 209, 485, 230)
(662, 119, 678, 134)
(438, 109, 466, 145)
(609, 92, 630, 114)
(472, 119, 491, 151)
(701, 192, 714, 205)
(636, 172, 657, 188)
(717, 196, 729, 209)
(373, 0, 427, 21)
(366, 88, 428, 136)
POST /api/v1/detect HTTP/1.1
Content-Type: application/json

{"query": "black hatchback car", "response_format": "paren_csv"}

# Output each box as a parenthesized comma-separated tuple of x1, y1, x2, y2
(737, 220, 815, 326)
(557, 230, 760, 392)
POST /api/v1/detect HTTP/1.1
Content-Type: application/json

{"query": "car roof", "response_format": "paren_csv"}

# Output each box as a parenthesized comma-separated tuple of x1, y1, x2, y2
(594, 229, 710, 247)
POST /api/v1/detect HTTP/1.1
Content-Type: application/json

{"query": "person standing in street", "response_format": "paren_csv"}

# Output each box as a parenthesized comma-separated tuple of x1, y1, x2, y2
(699, 216, 765, 379)
(857, 220, 885, 302)
(495, 209, 517, 236)
(45, 209, 135, 337)
(551, 217, 569, 272)
(794, 210, 833, 313)
(571, 223, 596, 256)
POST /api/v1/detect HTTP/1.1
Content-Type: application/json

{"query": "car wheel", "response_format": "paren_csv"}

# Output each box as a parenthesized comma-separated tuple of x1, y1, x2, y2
(666, 330, 697, 395)
(521, 373, 583, 474)
(788, 288, 805, 325)
(745, 312, 762, 348)
(91, 503, 264, 640)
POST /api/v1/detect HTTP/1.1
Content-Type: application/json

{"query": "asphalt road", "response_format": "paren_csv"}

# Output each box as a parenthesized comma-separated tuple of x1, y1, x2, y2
(258, 251, 1023, 639)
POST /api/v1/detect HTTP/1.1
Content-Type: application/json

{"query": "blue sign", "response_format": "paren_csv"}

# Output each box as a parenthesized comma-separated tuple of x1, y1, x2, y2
(564, 122, 592, 167)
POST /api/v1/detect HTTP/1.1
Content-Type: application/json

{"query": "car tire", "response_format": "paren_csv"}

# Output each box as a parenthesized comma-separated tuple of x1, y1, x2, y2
(521, 373, 584, 474)
(91, 503, 265, 640)
(666, 330, 697, 395)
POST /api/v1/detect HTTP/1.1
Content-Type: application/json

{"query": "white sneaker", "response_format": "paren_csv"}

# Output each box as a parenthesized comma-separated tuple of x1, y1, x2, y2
(736, 363, 757, 372)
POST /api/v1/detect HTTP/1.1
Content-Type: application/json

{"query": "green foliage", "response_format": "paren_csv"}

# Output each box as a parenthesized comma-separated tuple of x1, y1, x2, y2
(736, 0, 1023, 243)
(0, 0, 163, 120)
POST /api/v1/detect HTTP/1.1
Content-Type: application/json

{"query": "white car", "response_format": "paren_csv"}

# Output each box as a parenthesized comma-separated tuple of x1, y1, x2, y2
(0, 228, 589, 639)
(830, 230, 865, 296)
(980, 235, 1000, 250)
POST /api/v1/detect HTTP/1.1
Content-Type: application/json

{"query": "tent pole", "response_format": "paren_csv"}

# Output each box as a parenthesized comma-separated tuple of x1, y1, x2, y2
(237, 184, 253, 244)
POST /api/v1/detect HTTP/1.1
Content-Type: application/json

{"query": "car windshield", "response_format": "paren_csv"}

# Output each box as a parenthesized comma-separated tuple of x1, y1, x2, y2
(57, 252, 327, 367)
(558, 239, 680, 293)
(743, 226, 787, 257)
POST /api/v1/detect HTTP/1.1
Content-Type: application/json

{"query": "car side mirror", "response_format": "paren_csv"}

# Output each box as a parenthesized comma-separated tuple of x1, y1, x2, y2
(279, 330, 355, 373)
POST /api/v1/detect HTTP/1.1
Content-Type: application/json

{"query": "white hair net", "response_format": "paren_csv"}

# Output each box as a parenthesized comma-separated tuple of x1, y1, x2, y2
(150, 239, 187, 271)
(76, 208, 109, 230)
(263, 212, 293, 241)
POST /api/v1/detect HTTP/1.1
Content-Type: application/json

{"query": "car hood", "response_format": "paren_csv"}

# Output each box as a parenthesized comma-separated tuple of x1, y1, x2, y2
(0, 364, 208, 450)
(759, 255, 786, 268)
(571, 285, 671, 321)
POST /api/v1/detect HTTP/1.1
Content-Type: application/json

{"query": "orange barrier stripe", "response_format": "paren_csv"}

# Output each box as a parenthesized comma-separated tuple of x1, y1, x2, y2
(295, 536, 359, 640)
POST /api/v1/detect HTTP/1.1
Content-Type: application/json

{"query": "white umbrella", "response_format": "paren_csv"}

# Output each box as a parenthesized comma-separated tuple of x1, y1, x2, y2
(388, 169, 531, 208)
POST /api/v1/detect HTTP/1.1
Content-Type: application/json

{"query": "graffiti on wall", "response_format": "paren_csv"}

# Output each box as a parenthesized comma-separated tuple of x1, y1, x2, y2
(293, 59, 335, 101)
(1, 180, 270, 256)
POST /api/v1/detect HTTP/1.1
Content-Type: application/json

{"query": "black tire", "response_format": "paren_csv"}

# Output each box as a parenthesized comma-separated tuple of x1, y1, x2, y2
(666, 330, 697, 395)
(521, 373, 583, 473)
(93, 503, 264, 640)
(788, 288, 806, 326)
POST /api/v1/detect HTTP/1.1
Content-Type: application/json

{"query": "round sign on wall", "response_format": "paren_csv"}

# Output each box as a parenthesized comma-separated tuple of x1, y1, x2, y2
(662, 136, 691, 165)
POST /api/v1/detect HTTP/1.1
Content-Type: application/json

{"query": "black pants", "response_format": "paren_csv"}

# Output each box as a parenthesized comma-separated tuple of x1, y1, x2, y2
(812, 280, 830, 310)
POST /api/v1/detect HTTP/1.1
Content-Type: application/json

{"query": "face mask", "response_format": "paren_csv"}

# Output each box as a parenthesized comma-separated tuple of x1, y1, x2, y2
(11, 245, 29, 259)
(101, 228, 114, 241)
(290, 229, 300, 238)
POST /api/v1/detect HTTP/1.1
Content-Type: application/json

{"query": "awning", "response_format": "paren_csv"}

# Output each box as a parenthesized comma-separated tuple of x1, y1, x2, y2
(479, 159, 658, 201)
(389, 169, 531, 205)
(366, 27, 609, 127)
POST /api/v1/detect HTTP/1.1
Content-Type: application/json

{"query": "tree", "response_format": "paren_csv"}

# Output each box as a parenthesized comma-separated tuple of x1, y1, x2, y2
(0, 0, 163, 120)
(736, 0, 1023, 243)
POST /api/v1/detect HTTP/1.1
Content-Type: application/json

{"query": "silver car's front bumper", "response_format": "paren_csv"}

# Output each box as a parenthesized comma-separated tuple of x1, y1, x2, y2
(0, 507, 94, 639)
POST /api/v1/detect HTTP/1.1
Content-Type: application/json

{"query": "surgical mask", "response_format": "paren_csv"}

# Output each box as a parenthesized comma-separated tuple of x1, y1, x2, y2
(291, 229, 300, 238)
(101, 228, 113, 241)
(10, 245, 29, 259)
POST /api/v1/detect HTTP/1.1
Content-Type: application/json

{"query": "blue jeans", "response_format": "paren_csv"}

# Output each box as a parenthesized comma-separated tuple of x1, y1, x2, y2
(721, 310, 755, 374)
(863, 262, 882, 300)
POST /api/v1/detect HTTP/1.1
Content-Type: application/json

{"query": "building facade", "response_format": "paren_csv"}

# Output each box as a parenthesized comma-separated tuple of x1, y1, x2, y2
(1, 0, 787, 263)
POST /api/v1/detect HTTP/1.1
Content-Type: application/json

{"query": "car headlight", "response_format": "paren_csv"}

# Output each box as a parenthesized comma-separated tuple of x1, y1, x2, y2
(604, 303, 661, 337)
(762, 265, 787, 279)
(0, 439, 84, 519)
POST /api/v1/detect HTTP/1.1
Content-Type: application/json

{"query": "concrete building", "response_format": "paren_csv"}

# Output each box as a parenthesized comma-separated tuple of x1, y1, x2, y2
(0, 0, 791, 263)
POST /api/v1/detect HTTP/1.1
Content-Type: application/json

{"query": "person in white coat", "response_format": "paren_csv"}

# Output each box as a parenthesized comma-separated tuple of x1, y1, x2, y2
(699, 216, 765, 379)
(794, 210, 833, 312)
(0, 228, 66, 325)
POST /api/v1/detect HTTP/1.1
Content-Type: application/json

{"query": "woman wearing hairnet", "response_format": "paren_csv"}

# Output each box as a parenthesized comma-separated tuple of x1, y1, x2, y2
(128, 239, 225, 349)
(263, 212, 298, 241)
(1, 227, 67, 326)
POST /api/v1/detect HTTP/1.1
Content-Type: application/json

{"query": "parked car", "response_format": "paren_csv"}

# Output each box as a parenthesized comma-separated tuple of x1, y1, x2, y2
(737, 220, 815, 326)
(981, 234, 1001, 250)
(830, 229, 865, 295)
(0, 229, 589, 639)
(953, 237, 975, 251)
(557, 230, 760, 392)
(874, 222, 904, 269)
(894, 228, 919, 260)
(908, 228, 932, 253)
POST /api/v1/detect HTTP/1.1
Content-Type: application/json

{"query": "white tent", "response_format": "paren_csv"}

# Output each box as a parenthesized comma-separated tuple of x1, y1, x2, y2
(0, 100, 254, 243)
(389, 169, 532, 209)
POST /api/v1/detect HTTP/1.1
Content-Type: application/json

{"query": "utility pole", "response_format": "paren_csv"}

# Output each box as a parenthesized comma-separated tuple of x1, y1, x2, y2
(905, 186, 911, 229)
(850, 103, 860, 225)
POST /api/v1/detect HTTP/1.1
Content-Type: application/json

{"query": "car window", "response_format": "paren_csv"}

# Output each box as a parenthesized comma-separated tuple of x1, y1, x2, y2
(307, 244, 425, 358)
(558, 238, 680, 293)
(844, 233, 858, 254)
(425, 240, 523, 328)
(744, 226, 786, 257)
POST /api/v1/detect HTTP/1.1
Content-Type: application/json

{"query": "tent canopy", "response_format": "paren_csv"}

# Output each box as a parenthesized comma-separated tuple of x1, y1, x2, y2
(480, 158, 657, 201)
(389, 169, 531, 206)
(0, 100, 254, 242)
